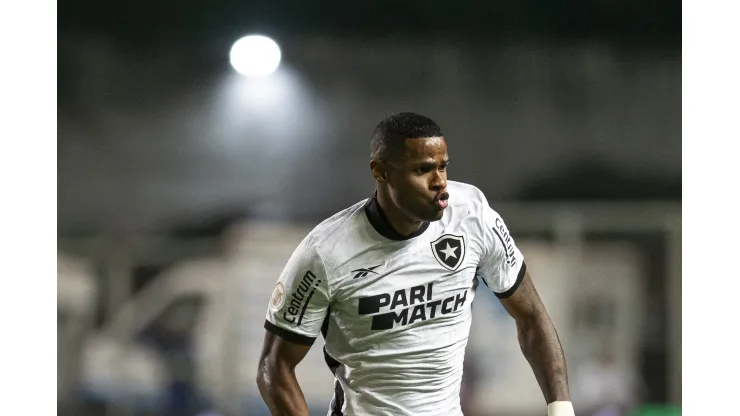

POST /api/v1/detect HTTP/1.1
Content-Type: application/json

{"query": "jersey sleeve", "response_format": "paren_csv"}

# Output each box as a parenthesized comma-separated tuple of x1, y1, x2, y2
(476, 200, 527, 298)
(264, 235, 331, 346)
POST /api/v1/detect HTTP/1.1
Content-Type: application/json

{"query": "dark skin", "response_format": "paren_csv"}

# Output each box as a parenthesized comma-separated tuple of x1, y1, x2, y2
(256, 332, 312, 416)
(371, 136, 450, 235)
(256, 136, 570, 414)
(500, 271, 571, 404)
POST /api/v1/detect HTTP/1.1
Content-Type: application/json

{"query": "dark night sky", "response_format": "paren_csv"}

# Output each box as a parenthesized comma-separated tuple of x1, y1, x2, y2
(57, 0, 681, 234)
(59, 0, 680, 45)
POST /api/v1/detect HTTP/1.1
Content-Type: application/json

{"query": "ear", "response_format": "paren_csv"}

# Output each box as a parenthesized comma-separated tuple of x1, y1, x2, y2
(370, 160, 387, 182)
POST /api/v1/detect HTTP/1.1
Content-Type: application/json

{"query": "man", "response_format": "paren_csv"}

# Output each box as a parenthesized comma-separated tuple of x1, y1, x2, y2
(256, 112, 574, 416)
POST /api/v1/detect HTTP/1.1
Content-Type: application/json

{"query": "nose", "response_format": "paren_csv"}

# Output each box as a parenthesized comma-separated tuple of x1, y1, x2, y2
(430, 169, 447, 191)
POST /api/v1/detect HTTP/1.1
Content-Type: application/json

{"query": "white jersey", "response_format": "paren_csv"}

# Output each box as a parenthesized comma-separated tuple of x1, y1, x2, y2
(264, 181, 526, 416)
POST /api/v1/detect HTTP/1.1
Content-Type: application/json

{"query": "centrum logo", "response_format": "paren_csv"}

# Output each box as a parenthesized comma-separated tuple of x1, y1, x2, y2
(283, 271, 322, 326)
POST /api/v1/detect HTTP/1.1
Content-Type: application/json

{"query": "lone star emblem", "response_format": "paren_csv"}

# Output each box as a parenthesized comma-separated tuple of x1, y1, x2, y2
(431, 234, 466, 271)
(439, 243, 459, 261)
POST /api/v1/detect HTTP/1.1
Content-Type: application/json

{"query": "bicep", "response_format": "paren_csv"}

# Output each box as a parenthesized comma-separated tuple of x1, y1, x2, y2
(499, 269, 548, 322)
(259, 330, 312, 371)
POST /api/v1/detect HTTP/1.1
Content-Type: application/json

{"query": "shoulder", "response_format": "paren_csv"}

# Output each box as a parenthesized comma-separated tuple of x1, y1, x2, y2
(447, 180, 490, 215)
(445, 181, 512, 241)
(302, 198, 370, 262)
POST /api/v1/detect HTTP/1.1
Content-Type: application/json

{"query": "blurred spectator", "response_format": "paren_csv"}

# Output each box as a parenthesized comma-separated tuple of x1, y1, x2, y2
(139, 295, 209, 416)
(573, 342, 645, 416)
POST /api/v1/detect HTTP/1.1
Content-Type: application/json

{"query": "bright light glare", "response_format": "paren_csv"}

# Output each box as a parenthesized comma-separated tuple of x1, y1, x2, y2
(229, 35, 282, 77)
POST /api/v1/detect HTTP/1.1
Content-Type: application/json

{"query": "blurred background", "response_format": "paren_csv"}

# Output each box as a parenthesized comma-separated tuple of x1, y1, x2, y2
(57, 1, 681, 415)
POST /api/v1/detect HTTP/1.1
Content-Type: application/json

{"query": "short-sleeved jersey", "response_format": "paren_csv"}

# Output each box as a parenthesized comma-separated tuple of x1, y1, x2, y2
(264, 181, 526, 416)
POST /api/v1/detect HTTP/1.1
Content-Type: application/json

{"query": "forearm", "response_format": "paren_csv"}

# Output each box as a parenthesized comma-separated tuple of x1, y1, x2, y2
(256, 361, 310, 416)
(516, 315, 570, 404)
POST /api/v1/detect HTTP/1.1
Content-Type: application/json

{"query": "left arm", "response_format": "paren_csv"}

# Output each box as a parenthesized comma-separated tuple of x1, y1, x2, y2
(475, 189, 574, 415)
(499, 268, 570, 404)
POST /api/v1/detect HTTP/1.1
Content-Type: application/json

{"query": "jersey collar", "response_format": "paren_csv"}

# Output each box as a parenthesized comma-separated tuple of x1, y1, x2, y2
(363, 191, 430, 241)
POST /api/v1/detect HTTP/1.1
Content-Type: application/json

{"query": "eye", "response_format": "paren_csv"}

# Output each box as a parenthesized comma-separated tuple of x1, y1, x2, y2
(416, 167, 432, 174)
(439, 163, 448, 171)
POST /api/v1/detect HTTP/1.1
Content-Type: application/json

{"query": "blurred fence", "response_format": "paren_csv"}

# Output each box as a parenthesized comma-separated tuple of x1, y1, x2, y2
(58, 201, 680, 416)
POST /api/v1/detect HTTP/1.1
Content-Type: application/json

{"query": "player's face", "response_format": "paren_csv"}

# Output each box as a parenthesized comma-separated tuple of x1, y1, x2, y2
(386, 136, 450, 222)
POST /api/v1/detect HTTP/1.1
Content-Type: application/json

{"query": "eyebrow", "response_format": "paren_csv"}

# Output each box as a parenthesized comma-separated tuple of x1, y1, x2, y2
(415, 158, 450, 166)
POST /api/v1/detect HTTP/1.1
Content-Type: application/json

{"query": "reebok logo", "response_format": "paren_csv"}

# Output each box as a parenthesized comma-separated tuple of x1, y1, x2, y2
(351, 264, 382, 279)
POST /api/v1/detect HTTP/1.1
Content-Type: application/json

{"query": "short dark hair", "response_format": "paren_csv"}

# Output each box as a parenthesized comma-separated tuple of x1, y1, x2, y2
(370, 112, 443, 161)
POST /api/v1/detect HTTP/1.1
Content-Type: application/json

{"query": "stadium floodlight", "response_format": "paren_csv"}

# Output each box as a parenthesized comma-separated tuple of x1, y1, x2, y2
(229, 35, 282, 77)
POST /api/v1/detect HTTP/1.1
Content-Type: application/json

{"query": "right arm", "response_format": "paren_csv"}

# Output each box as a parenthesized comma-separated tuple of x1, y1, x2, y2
(256, 235, 331, 415)
(256, 331, 312, 416)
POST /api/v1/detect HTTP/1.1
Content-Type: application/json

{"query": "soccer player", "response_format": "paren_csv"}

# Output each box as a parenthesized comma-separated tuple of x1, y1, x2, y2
(257, 112, 574, 416)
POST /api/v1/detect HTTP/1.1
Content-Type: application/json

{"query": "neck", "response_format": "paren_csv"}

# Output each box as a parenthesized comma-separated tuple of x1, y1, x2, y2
(375, 188, 424, 237)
